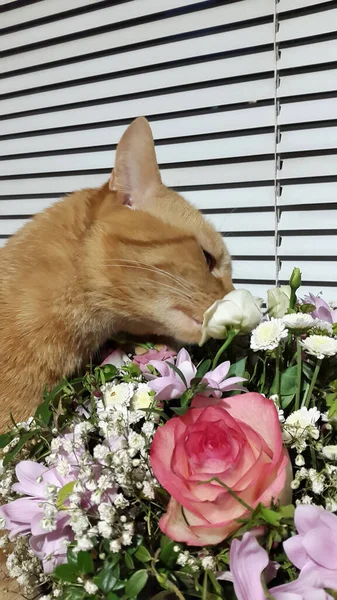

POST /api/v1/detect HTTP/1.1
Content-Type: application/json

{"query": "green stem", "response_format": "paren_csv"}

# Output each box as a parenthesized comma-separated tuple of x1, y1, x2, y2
(295, 337, 302, 411)
(303, 359, 322, 408)
(275, 348, 281, 401)
(289, 288, 297, 311)
(202, 570, 208, 600)
(212, 329, 238, 369)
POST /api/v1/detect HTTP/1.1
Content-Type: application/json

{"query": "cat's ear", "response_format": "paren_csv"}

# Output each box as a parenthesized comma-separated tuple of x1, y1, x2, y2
(109, 117, 162, 207)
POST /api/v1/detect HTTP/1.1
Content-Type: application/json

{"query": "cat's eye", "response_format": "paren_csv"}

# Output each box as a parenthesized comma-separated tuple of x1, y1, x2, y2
(203, 249, 215, 271)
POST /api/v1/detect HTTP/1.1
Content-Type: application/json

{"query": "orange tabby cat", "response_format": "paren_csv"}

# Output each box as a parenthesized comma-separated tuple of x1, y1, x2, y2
(0, 117, 233, 427)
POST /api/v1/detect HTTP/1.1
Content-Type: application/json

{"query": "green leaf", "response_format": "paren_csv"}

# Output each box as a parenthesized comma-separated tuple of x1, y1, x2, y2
(53, 564, 79, 583)
(125, 569, 148, 598)
(160, 535, 171, 550)
(159, 541, 179, 569)
(281, 393, 295, 409)
(60, 586, 85, 600)
(56, 481, 76, 509)
(299, 303, 315, 314)
(171, 406, 189, 416)
(259, 506, 281, 526)
(107, 594, 120, 600)
(196, 359, 212, 378)
(66, 547, 78, 566)
(94, 566, 118, 593)
(0, 433, 12, 449)
(228, 358, 247, 379)
(280, 365, 298, 395)
(125, 552, 135, 570)
(134, 545, 152, 563)
(3, 431, 35, 466)
(328, 398, 337, 419)
(278, 504, 295, 519)
(34, 401, 52, 425)
(77, 550, 94, 574)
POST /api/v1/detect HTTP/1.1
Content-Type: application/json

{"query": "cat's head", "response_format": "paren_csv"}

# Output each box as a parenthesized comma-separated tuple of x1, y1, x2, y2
(88, 117, 233, 345)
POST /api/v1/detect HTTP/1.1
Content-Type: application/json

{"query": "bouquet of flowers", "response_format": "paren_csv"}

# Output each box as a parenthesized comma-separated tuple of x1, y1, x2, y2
(0, 268, 337, 600)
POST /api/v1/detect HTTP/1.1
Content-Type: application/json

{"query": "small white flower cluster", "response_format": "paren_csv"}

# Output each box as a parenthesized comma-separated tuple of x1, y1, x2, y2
(6, 536, 44, 594)
(0, 462, 14, 500)
(292, 464, 337, 512)
(44, 379, 159, 557)
(282, 407, 321, 453)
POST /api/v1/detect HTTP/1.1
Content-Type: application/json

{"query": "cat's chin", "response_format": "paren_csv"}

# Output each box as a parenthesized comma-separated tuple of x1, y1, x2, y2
(167, 308, 202, 344)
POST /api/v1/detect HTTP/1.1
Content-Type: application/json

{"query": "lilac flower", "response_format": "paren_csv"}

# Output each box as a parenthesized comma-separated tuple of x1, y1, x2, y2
(227, 532, 332, 600)
(147, 348, 246, 401)
(304, 293, 337, 324)
(0, 461, 74, 573)
(284, 505, 337, 591)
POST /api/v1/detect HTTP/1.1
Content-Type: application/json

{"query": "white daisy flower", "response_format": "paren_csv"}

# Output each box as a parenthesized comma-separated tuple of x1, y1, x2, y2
(250, 318, 288, 351)
(300, 335, 337, 359)
(282, 313, 314, 329)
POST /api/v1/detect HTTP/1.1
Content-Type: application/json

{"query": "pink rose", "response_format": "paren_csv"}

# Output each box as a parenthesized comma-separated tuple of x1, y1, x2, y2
(150, 393, 289, 545)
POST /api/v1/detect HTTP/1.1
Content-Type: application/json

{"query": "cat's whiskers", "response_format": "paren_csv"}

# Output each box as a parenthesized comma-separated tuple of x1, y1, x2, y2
(102, 259, 199, 294)
(100, 265, 193, 301)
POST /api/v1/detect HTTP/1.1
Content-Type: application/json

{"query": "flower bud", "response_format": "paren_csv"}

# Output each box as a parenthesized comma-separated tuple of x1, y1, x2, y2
(289, 267, 302, 291)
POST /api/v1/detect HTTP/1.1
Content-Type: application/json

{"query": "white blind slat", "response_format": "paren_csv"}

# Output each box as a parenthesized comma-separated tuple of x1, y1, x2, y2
(280, 210, 337, 231)
(279, 182, 337, 205)
(280, 260, 336, 282)
(279, 99, 337, 125)
(279, 40, 337, 70)
(0, 107, 275, 154)
(185, 187, 275, 209)
(0, 135, 274, 176)
(233, 260, 275, 280)
(278, 7, 337, 41)
(0, 84, 274, 134)
(226, 236, 275, 255)
(279, 70, 337, 98)
(1, 0, 273, 53)
(280, 155, 337, 179)
(1, 32, 274, 93)
(279, 127, 337, 153)
(280, 235, 337, 256)
(0, 64, 274, 116)
(0, 161, 276, 196)
(206, 211, 275, 232)
(278, 0, 333, 10)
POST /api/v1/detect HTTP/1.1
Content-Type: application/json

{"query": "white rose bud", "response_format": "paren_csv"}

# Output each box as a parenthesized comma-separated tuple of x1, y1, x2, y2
(200, 289, 263, 346)
(267, 285, 291, 318)
(322, 445, 337, 461)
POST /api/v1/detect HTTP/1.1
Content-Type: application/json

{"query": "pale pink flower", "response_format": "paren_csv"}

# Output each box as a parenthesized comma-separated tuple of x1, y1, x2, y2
(0, 461, 74, 573)
(148, 348, 245, 401)
(101, 348, 129, 367)
(304, 293, 337, 324)
(228, 532, 332, 600)
(133, 345, 176, 374)
(284, 505, 337, 591)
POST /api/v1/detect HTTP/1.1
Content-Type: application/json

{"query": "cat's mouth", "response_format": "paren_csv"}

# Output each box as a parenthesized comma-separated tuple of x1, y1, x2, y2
(171, 308, 202, 330)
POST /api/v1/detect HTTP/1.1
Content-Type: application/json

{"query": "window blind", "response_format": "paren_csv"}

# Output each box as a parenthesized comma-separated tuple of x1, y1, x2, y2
(0, 0, 336, 299)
